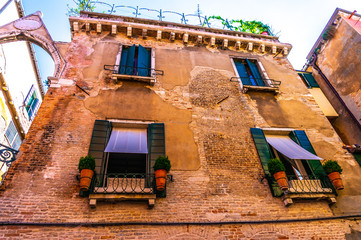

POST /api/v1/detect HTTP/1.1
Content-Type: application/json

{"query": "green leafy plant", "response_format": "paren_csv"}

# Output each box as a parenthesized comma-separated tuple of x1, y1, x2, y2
(323, 160, 343, 175)
(267, 158, 286, 175)
(67, 0, 96, 16)
(153, 156, 171, 172)
(78, 155, 95, 172)
(204, 15, 276, 36)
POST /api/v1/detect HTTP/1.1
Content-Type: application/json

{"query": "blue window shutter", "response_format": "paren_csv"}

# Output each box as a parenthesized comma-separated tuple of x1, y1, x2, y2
(125, 44, 136, 75)
(118, 47, 129, 74)
(235, 60, 251, 85)
(246, 59, 265, 86)
(290, 130, 326, 178)
(137, 45, 151, 77)
(88, 120, 112, 180)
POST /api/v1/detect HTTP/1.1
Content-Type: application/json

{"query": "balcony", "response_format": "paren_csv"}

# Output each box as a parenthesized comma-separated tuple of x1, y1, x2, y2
(266, 174, 337, 206)
(87, 173, 171, 208)
(230, 77, 281, 93)
(104, 65, 164, 85)
(0, 143, 18, 185)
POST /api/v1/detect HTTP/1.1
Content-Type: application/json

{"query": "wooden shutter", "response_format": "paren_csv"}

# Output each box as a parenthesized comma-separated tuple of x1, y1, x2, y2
(88, 120, 111, 177)
(125, 44, 136, 75)
(290, 130, 326, 178)
(250, 128, 272, 175)
(246, 59, 265, 86)
(118, 47, 129, 74)
(250, 128, 283, 197)
(147, 123, 165, 175)
(298, 73, 319, 88)
(234, 60, 252, 85)
(137, 45, 151, 77)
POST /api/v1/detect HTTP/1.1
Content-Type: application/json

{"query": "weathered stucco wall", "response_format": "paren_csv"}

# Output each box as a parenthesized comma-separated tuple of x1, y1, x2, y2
(315, 17, 361, 144)
(0, 20, 361, 238)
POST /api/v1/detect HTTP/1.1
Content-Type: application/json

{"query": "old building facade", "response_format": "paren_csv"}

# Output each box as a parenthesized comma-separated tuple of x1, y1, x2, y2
(0, 9, 361, 239)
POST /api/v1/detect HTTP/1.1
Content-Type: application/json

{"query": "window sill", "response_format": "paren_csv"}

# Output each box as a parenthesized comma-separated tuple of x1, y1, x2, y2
(112, 73, 156, 85)
(243, 85, 279, 94)
(89, 193, 156, 209)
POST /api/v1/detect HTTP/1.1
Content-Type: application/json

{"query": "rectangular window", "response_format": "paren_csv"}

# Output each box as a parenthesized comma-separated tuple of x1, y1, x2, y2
(5, 121, 21, 150)
(118, 44, 151, 77)
(88, 120, 165, 191)
(24, 85, 40, 120)
(250, 128, 333, 196)
(234, 59, 265, 86)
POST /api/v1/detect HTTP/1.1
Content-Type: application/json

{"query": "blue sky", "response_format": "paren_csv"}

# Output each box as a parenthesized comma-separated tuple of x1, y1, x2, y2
(21, 0, 361, 85)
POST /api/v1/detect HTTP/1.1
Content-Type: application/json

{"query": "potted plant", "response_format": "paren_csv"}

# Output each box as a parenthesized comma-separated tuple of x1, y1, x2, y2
(78, 155, 95, 191)
(153, 156, 171, 191)
(323, 160, 344, 190)
(268, 158, 288, 191)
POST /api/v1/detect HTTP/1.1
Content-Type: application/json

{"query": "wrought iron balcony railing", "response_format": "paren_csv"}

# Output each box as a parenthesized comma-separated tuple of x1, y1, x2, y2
(266, 174, 336, 196)
(0, 143, 19, 185)
(91, 173, 156, 194)
(104, 65, 164, 77)
(230, 76, 281, 88)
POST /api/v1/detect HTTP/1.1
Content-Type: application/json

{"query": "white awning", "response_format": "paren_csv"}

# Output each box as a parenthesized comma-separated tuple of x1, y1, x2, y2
(265, 135, 322, 160)
(104, 128, 148, 154)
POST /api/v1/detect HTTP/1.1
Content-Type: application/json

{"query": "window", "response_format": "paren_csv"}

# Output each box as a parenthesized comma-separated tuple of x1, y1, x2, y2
(250, 128, 334, 197)
(24, 85, 40, 120)
(297, 72, 319, 88)
(118, 44, 151, 77)
(234, 59, 266, 86)
(5, 120, 21, 150)
(87, 120, 165, 190)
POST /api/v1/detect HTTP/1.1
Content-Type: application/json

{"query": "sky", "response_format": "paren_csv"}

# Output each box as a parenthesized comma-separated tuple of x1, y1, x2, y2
(20, 0, 361, 85)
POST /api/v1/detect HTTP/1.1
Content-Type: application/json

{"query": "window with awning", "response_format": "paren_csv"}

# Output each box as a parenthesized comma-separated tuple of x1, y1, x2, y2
(104, 128, 148, 154)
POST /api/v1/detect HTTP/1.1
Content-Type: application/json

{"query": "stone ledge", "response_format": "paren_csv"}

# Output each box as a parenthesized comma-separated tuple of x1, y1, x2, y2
(89, 193, 156, 209)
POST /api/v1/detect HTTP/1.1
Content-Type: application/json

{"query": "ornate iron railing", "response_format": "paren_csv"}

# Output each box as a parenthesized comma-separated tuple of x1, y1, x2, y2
(266, 174, 336, 197)
(104, 65, 164, 77)
(230, 76, 281, 88)
(91, 173, 155, 194)
(80, 2, 225, 29)
(0, 143, 18, 185)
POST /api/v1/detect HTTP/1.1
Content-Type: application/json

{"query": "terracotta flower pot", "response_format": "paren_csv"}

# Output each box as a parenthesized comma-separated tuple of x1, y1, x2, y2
(328, 172, 344, 190)
(155, 169, 167, 191)
(80, 169, 94, 191)
(273, 171, 288, 191)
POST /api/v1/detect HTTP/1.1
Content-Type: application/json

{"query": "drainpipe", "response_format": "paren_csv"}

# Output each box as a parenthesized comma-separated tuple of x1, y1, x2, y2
(310, 53, 361, 131)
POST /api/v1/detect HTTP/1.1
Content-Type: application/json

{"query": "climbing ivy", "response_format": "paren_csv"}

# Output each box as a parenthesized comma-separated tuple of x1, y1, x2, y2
(67, 0, 96, 16)
(205, 15, 275, 36)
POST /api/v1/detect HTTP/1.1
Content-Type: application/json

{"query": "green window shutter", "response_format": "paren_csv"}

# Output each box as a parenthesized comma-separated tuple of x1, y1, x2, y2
(234, 60, 252, 85)
(246, 59, 265, 86)
(250, 128, 283, 197)
(250, 128, 272, 175)
(125, 44, 136, 75)
(304, 73, 319, 88)
(147, 123, 165, 175)
(137, 45, 151, 77)
(88, 120, 112, 177)
(298, 73, 319, 88)
(290, 130, 326, 178)
(118, 47, 129, 74)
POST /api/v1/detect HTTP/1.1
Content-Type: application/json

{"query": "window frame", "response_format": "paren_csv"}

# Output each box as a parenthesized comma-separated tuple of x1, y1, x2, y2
(115, 44, 156, 78)
(5, 120, 21, 150)
(24, 85, 40, 120)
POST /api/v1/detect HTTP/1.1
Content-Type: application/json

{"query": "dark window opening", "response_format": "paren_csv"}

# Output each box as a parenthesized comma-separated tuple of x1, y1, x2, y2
(107, 153, 146, 174)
